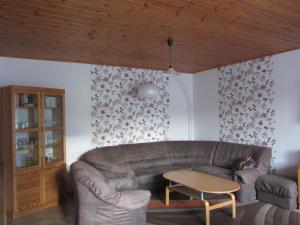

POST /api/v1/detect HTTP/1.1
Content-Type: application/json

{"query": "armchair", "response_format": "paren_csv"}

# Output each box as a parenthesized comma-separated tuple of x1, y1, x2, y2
(71, 161, 151, 225)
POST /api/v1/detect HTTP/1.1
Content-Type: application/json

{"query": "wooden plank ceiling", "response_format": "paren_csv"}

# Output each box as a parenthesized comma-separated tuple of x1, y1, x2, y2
(0, 0, 300, 73)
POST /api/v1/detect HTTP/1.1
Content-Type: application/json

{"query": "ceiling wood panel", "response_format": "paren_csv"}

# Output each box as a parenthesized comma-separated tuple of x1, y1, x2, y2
(0, 0, 300, 73)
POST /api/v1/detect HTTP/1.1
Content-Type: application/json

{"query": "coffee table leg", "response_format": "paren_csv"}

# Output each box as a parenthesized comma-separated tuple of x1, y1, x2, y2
(200, 192, 204, 200)
(228, 193, 236, 218)
(165, 187, 170, 206)
(203, 200, 210, 225)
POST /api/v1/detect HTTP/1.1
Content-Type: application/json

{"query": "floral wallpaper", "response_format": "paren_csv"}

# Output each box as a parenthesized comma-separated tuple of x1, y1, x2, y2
(218, 56, 276, 150)
(90, 66, 170, 147)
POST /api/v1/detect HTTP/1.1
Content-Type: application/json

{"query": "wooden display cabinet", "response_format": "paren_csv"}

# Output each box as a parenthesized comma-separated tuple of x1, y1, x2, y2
(0, 86, 66, 224)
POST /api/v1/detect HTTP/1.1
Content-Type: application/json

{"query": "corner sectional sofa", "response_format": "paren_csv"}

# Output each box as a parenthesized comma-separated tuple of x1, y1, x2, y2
(71, 141, 271, 225)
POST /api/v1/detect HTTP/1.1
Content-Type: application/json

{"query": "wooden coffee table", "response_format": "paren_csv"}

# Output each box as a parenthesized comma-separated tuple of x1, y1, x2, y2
(163, 170, 240, 225)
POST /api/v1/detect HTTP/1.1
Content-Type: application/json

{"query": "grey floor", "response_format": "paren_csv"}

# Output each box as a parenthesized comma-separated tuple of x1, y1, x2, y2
(13, 203, 238, 225)
(13, 199, 75, 225)
(13, 207, 74, 225)
(13, 200, 300, 225)
(12, 192, 253, 225)
(12, 203, 226, 225)
(12, 196, 235, 225)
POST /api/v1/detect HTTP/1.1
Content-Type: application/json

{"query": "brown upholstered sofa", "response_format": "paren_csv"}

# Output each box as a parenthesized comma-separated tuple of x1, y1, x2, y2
(71, 141, 271, 225)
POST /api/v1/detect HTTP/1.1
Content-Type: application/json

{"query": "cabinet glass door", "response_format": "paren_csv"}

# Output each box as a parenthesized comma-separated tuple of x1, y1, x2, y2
(16, 131, 39, 168)
(15, 93, 39, 129)
(15, 92, 40, 170)
(43, 94, 64, 165)
(44, 130, 64, 164)
(44, 95, 63, 128)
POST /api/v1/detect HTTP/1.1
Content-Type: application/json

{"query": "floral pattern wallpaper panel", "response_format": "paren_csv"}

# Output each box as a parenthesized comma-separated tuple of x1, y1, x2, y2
(91, 66, 170, 147)
(218, 56, 276, 149)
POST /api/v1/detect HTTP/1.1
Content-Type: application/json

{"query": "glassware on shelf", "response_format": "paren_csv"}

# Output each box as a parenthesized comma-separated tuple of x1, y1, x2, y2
(45, 146, 63, 164)
(16, 150, 37, 168)
(44, 96, 62, 109)
(45, 148, 55, 163)
(16, 136, 38, 150)
(16, 132, 39, 168)
(44, 130, 63, 164)
(44, 95, 63, 128)
(15, 93, 39, 129)
(26, 153, 34, 166)
(16, 121, 38, 129)
(44, 119, 63, 127)
(16, 93, 38, 107)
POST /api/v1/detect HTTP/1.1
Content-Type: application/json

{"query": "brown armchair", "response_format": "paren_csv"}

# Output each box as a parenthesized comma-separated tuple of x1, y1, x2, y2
(71, 161, 151, 225)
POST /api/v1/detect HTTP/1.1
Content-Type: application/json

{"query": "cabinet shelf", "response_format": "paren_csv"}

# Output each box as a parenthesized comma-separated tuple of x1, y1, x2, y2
(16, 128, 39, 132)
(16, 147, 39, 151)
(46, 159, 63, 164)
(44, 107, 62, 110)
(16, 105, 37, 109)
(44, 126, 64, 131)
(45, 144, 63, 148)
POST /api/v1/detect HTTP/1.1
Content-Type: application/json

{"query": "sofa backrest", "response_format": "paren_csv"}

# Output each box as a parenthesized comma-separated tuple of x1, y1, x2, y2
(81, 141, 271, 175)
(80, 145, 135, 178)
(81, 141, 219, 170)
(165, 141, 218, 165)
(120, 142, 169, 169)
(212, 142, 272, 171)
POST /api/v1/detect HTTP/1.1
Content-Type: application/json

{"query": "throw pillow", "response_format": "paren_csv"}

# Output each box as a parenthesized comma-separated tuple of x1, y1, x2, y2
(232, 155, 256, 171)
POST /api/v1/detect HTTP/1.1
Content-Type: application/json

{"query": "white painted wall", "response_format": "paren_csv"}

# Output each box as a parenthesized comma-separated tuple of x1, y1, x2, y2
(193, 68, 219, 141)
(0, 57, 193, 167)
(193, 48, 300, 177)
(272, 49, 300, 177)
(168, 74, 194, 140)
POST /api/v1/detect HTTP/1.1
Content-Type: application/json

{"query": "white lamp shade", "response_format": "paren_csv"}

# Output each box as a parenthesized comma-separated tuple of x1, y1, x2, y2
(137, 82, 160, 99)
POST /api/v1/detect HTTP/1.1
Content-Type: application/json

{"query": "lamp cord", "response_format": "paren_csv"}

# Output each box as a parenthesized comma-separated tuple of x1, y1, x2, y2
(169, 46, 172, 68)
(167, 38, 173, 68)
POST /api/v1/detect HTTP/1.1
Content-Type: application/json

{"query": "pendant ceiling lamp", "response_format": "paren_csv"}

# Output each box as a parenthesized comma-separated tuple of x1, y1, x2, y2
(137, 37, 180, 99)
(165, 37, 180, 75)
(137, 82, 160, 99)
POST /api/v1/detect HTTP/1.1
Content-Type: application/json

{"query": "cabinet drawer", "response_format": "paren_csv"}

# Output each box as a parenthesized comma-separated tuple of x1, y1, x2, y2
(14, 171, 42, 213)
(44, 166, 66, 204)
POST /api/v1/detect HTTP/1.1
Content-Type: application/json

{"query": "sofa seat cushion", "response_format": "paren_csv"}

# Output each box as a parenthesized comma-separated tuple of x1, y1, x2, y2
(134, 165, 193, 190)
(108, 177, 137, 192)
(193, 165, 233, 180)
(135, 173, 165, 190)
(255, 175, 298, 198)
(134, 165, 192, 177)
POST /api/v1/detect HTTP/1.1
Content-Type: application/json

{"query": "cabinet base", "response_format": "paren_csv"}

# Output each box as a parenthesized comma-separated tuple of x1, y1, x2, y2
(14, 201, 59, 219)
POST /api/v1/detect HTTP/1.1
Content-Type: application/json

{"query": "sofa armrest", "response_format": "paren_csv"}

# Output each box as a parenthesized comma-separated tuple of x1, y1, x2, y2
(234, 168, 264, 185)
(71, 161, 120, 199)
(115, 190, 151, 210)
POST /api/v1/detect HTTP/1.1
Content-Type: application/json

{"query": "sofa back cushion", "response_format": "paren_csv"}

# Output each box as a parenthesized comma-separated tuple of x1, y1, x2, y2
(81, 145, 134, 178)
(81, 145, 124, 166)
(120, 142, 169, 169)
(166, 141, 218, 165)
(81, 142, 170, 174)
(212, 142, 271, 170)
